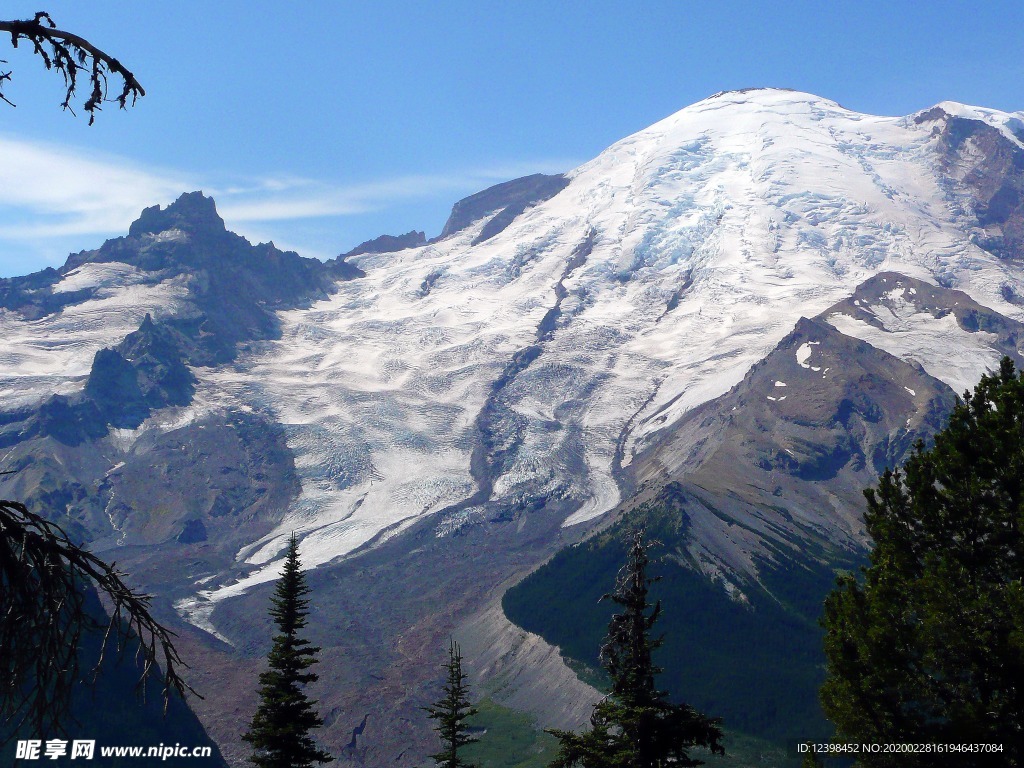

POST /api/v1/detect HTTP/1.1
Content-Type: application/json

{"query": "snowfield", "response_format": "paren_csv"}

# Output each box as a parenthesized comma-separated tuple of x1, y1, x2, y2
(6, 89, 1023, 608)
(825, 283, 1003, 397)
(198, 90, 1024, 599)
(0, 262, 193, 409)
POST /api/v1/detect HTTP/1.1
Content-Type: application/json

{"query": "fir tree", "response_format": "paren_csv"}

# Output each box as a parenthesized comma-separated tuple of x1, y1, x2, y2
(820, 357, 1024, 766)
(243, 534, 331, 768)
(423, 639, 479, 768)
(547, 530, 724, 768)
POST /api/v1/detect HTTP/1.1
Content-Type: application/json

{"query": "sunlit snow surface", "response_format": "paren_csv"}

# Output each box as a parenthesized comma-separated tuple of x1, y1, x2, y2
(0, 262, 193, 408)
(12, 91, 1019, 606)
(825, 284, 1003, 397)
(188, 90, 1024, 600)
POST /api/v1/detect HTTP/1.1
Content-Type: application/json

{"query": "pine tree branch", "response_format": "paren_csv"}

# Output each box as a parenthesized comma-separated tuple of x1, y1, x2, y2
(0, 12, 144, 123)
(1, 498, 196, 743)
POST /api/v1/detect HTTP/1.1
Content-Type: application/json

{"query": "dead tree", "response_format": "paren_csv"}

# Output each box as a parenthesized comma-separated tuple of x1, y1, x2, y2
(0, 11, 144, 123)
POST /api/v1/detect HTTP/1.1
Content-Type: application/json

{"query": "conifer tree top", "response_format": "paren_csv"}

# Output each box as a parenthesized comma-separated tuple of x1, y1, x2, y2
(242, 534, 331, 768)
(423, 639, 479, 768)
(820, 357, 1024, 764)
(547, 529, 725, 768)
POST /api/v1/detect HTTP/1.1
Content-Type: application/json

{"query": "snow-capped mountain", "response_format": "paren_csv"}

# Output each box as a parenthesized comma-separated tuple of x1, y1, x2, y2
(196, 88, 1024, 596)
(3, 88, 1024, 764)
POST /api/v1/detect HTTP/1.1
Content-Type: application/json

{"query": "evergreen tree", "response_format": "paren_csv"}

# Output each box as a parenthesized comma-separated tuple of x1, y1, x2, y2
(243, 534, 331, 768)
(423, 639, 479, 768)
(820, 357, 1024, 766)
(547, 530, 724, 768)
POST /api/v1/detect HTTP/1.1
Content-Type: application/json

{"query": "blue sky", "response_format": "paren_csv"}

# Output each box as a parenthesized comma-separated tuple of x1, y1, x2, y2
(0, 1, 1022, 276)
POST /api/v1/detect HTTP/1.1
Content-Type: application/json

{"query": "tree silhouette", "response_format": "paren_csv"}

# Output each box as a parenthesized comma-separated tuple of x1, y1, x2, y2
(0, 11, 144, 122)
(820, 357, 1024, 766)
(0, 15, 178, 744)
(423, 639, 479, 768)
(243, 534, 331, 768)
(0, 497, 194, 742)
(547, 530, 724, 767)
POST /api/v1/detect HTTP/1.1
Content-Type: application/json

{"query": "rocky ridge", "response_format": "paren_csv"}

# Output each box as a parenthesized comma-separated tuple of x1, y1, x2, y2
(1, 90, 1024, 763)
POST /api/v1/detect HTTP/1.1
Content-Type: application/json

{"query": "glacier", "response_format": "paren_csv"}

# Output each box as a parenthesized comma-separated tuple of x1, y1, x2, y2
(5, 88, 1024, 611)
(182, 89, 1024, 601)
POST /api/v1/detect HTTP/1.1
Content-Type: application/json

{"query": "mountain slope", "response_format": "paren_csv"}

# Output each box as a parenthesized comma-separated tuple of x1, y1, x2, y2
(628, 307, 959, 583)
(3, 89, 1024, 764)
(179, 89, 1024, 596)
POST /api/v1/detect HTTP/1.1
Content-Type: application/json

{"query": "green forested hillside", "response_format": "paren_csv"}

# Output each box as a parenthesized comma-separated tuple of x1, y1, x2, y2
(503, 490, 862, 747)
(461, 699, 558, 768)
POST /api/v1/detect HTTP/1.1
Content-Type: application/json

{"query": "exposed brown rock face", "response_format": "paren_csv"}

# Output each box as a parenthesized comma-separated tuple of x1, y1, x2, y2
(438, 173, 569, 243)
(927, 110, 1024, 259)
(342, 230, 427, 258)
(629, 307, 958, 583)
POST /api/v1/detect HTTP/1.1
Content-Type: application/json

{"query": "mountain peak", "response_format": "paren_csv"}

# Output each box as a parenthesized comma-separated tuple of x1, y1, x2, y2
(128, 191, 226, 238)
(706, 86, 798, 99)
(439, 174, 569, 241)
(693, 87, 847, 112)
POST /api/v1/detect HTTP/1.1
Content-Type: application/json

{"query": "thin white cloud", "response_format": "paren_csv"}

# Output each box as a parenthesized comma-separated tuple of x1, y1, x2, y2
(0, 134, 194, 235)
(0, 132, 578, 276)
(217, 196, 374, 222)
(214, 162, 576, 224)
